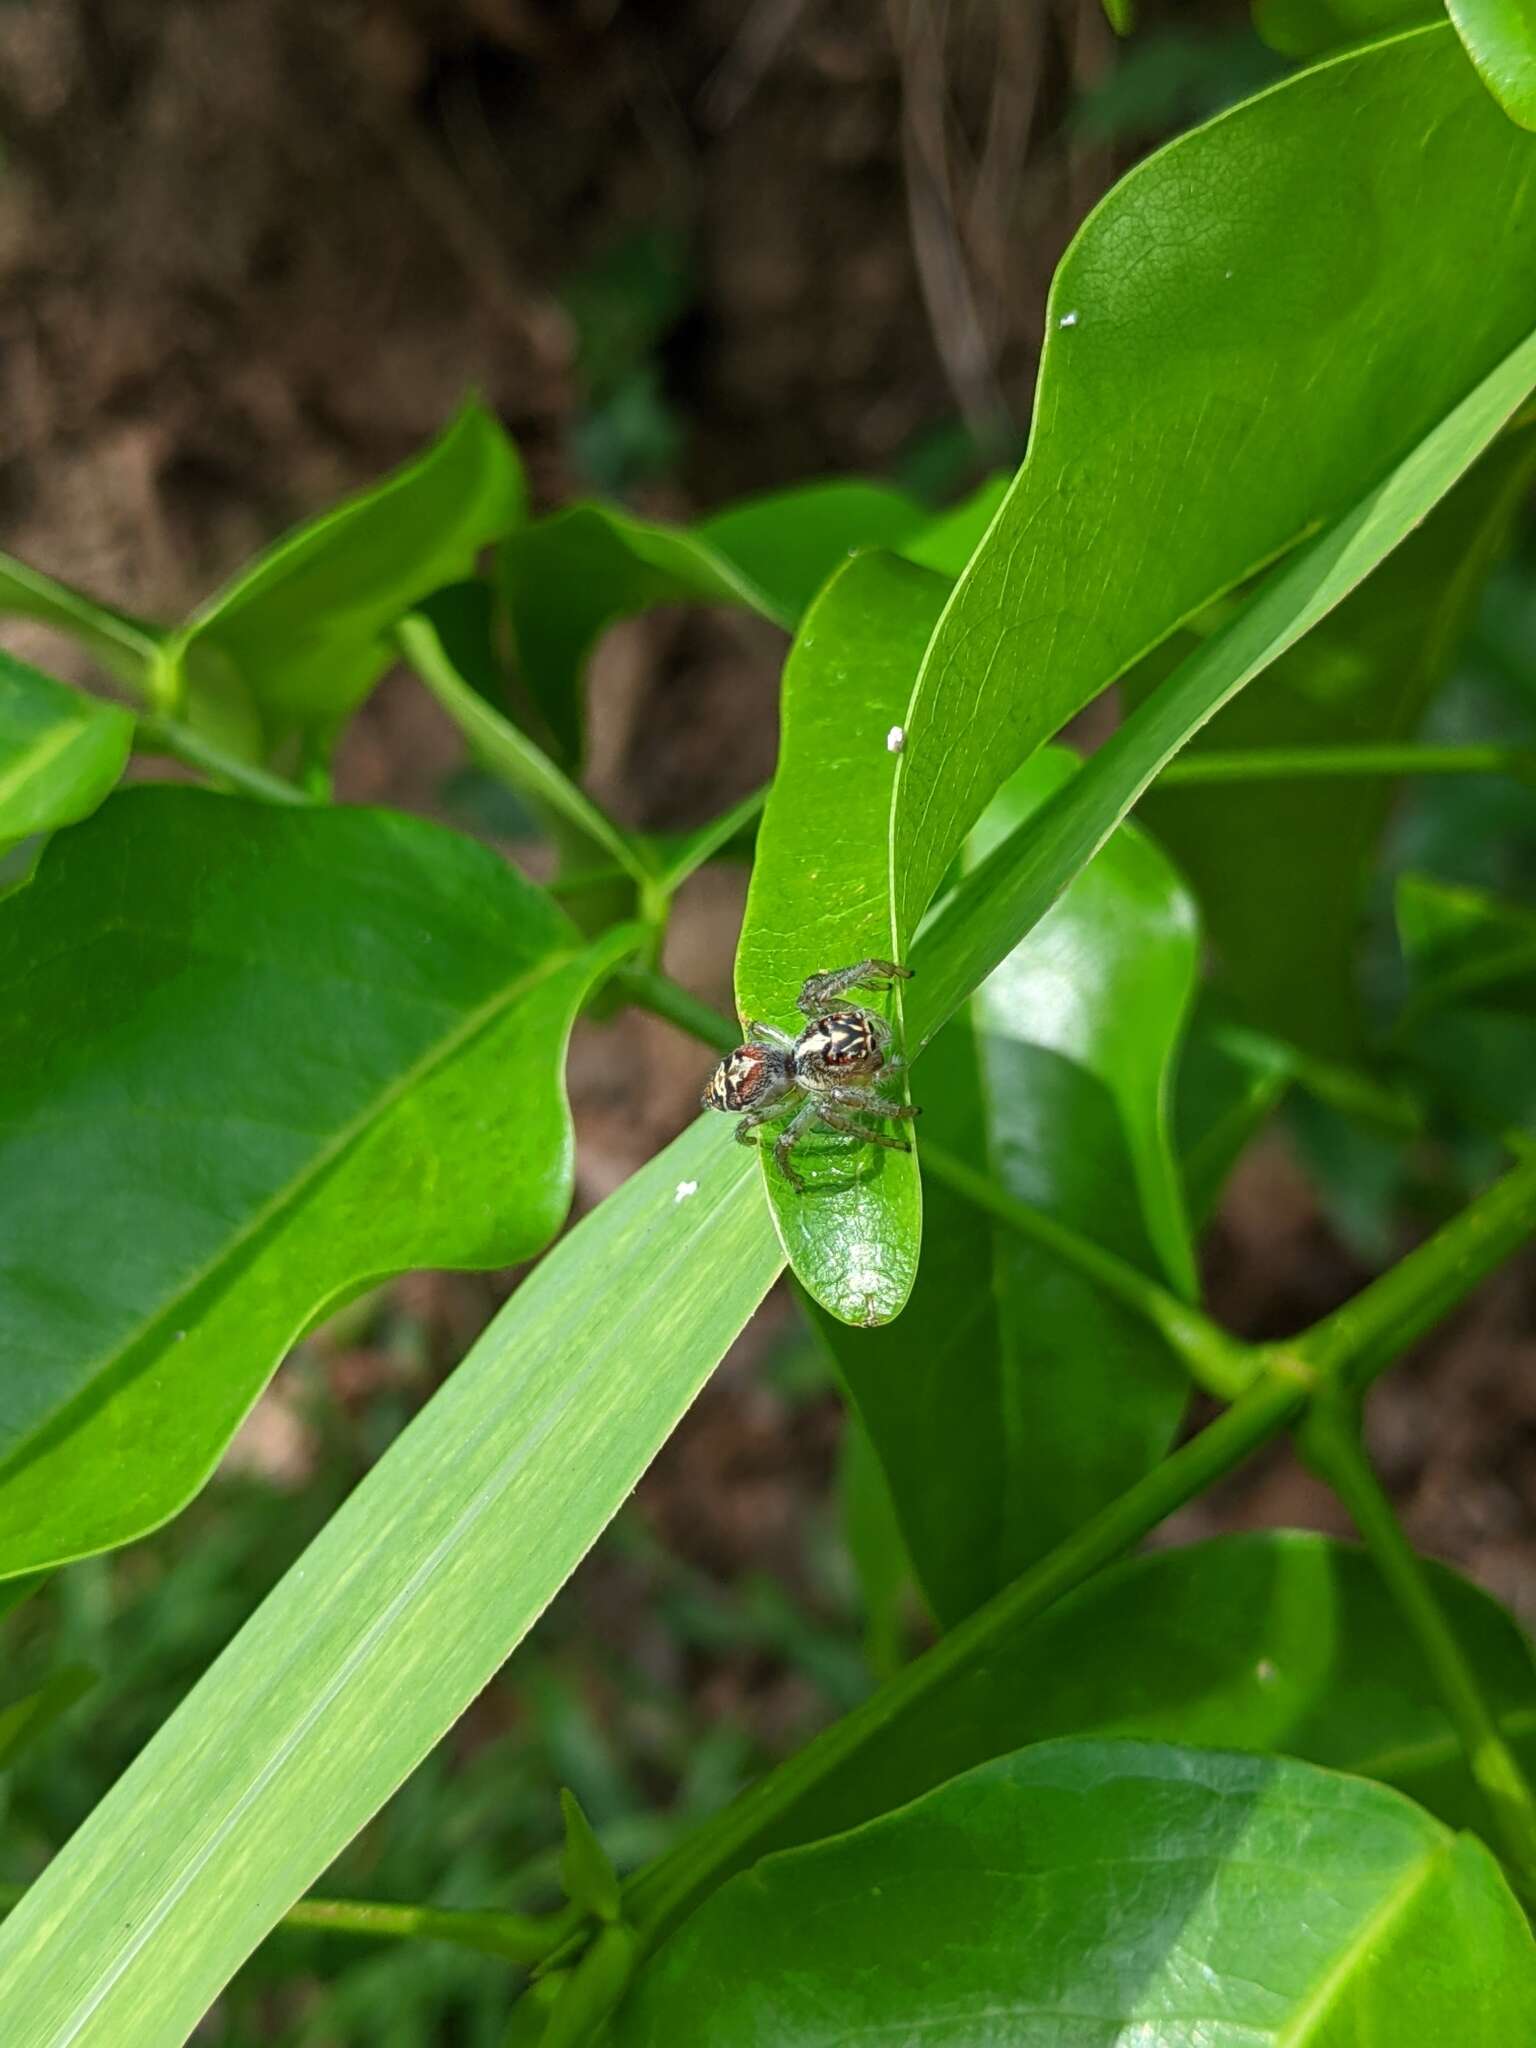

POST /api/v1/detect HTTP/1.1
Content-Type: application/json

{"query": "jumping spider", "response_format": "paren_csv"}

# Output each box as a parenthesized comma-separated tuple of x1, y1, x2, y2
(702, 959, 919, 1193)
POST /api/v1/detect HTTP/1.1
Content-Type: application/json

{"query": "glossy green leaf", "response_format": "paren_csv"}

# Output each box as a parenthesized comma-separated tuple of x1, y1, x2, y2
(817, 750, 1198, 1624)
(166, 401, 524, 746)
(499, 482, 926, 764)
(0, 652, 132, 853)
(1448, 0, 1536, 123)
(1398, 871, 1536, 1016)
(0, 786, 632, 1575)
(616, 1739, 1536, 2046)
(0, 1116, 784, 2046)
(890, 23, 1536, 958)
(0, 555, 163, 693)
(718, 1532, 1536, 1861)
(897, 473, 1009, 579)
(905, 322, 1536, 1052)
(735, 552, 948, 1327)
(1253, 0, 1438, 56)
(1131, 429, 1536, 1061)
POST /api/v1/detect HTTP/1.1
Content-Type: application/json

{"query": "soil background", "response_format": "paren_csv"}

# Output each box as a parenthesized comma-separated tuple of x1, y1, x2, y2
(1, 0, 1532, 1899)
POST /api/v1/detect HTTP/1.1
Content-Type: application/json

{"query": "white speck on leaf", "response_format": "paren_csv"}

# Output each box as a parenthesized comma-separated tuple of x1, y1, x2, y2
(886, 725, 905, 754)
(1256, 1659, 1279, 1683)
(674, 1180, 699, 1203)
(1058, 310, 1079, 328)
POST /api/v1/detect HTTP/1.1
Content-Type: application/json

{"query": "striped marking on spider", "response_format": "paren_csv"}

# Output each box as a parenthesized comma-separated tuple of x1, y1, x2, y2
(701, 959, 919, 1193)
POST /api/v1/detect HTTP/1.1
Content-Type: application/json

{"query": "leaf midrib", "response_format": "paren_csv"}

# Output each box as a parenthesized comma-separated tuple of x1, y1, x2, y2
(1271, 1836, 1448, 2045)
(0, 716, 95, 811)
(0, 937, 597, 1477)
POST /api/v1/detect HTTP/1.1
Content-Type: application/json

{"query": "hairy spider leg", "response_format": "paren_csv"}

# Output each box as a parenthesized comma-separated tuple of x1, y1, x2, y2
(796, 959, 911, 1019)
(772, 1097, 825, 1193)
(821, 1081, 920, 1119)
(814, 1106, 912, 1153)
(744, 1019, 798, 1051)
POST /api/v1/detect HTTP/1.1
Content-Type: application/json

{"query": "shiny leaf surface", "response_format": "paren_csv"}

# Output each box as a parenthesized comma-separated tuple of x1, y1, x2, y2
(0, 787, 630, 1574)
(734, 551, 948, 1327)
(725, 1532, 1536, 1860)
(819, 750, 1198, 1623)
(617, 1738, 1536, 2045)
(0, 652, 132, 853)
(1447, 0, 1536, 125)
(1132, 430, 1536, 1060)
(890, 24, 1536, 957)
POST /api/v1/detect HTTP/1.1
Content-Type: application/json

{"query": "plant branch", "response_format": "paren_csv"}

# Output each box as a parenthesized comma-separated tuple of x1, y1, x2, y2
(1293, 1144, 1536, 1391)
(0, 1879, 580, 1966)
(1158, 743, 1536, 788)
(134, 715, 317, 808)
(1299, 1391, 1536, 1903)
(615, 1147, 1536, 1953)
(918, 1139, 1256, 1400)
(620, 1366, 1313, 1947)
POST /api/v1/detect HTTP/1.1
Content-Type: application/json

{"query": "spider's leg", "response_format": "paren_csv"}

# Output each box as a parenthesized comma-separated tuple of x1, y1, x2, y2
(732, 1101, 787, 1148)
(816, 1105, 912, 1155)
(744, 1019, 797, 1051)
(772, 1098, 823, 1193)
(797, 959, 912, 1019)
(823, 1082, 920, 1120)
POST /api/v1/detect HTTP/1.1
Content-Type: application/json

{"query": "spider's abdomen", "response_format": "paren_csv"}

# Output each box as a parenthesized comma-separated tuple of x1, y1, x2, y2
(703, 1044, 790, 1112)
(794, 1009, 883, 1082)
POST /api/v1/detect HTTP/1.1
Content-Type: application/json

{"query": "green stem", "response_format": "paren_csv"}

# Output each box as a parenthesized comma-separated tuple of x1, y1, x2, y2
(134, 714, 316, 807)
(1158, 743, 1536, 788)
(1295, 1145, 1536, 1391)
(396, 614, 651, 888)
(1300, 1392, 1536, 1902)
(620, 1366, 1312, 1947)
(615, 1149, 1536, 1953)
(617, 967, 737, 1053)
(919, 1139, 1255, 1401)
(0, 1879, 581, 1966)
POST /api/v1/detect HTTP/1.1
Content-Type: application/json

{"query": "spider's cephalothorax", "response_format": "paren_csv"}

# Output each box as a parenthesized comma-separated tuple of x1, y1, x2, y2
(701, 959, 919, 1193)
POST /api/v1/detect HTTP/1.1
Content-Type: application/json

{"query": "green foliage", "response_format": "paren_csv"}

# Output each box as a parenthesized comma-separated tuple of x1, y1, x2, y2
(817, 750, 1198, 1623)
(616, 1741, 1536, 2045)
(891, 22, 1536, 956)
(0, 789, 632, 1576)
(166, 401, 524, 752)
(0, 650, 132, 853)
(735, 552, 946, 1325)
(3, 19, 1536, 2047)
(1448, 0, 1536, 127)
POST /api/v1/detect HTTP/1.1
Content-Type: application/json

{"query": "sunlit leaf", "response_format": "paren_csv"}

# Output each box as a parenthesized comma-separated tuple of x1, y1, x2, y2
(0, 652, 132, 854)
(617, 1738, 1536, 2045)
(0, 787, 632, 1574)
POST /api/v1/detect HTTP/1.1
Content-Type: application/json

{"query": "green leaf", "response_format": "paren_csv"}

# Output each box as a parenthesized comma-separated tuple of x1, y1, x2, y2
(1398, 872, 1536, 1016)
(0, 1665, 95, 1772)
(396, 583, 649, 884)
(837, 1414, 917, 1678)
(1447, 0, 1536, 123)
(894, 474, 1009, 579)
(720, 1532, 1536, 1860)
(560, 1789, 622, 1924)
(0, 787, 632, 1575)
(0, 553, 163, 691)
(0, 1117, 783, 2046)
(734, 551, 949, 1327)
(1176, 1006, 1293, 1225)
(890, 23, 1536, 960)
(615, 1739, 1536, 2045)
(904, 322, 1536, 1053)
(499, 482, 926, 764)
(1253, 0, 1439, 57)
(1101, 0, 1137, 31)
(166, 401, 525, 747)
(0, 651, 132, 852)
(816, 749, 1198, 1624)
(1130, 429, 1536, 1061)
